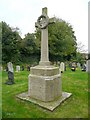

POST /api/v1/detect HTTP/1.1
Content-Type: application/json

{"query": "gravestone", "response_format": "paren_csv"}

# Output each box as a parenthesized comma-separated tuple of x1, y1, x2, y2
(17, 7, 72, 111)
(60, 62, 65, 73)
(81, 63, 86, 72)
(71, 62, 76, 71)
(86, 60, 90, 72)
(16, 65, 20, 72)
(5, 62, 14, 85)
(77, 62, 80, 68)
(27, 65, 30, 71)
(21, 66, 24, 71)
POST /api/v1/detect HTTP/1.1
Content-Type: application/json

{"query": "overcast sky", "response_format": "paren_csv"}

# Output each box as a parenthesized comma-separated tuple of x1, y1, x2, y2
(0, 0, 89, 52)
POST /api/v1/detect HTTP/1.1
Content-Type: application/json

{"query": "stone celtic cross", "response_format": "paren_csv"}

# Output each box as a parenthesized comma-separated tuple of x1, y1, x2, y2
(35, 7, 56, 66)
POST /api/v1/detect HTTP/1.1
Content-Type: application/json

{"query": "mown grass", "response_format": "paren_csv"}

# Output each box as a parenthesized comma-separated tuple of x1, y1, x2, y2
(2, 67, 88, 118)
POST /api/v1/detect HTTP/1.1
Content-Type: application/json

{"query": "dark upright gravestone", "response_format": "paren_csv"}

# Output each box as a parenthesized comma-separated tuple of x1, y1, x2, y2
(5, 62, 15, 85)
(22, 66, 24, 71)
(27, 65, 30, 71)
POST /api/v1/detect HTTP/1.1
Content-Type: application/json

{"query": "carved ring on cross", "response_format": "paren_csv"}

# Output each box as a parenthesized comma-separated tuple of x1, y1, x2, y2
(37, 14, 49, 29)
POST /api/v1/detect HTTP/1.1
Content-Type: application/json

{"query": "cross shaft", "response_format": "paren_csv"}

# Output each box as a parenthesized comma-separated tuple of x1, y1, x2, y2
(35, 7, 56, 66)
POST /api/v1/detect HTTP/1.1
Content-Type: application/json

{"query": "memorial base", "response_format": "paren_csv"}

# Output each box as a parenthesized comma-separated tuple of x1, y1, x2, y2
(17, 65, 72, 111)
(17, 92, 72, 111)
(28, 65, 61, 102)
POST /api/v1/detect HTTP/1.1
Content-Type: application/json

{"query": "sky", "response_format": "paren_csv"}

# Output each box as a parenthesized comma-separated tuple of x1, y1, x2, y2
(0, 0, 89, 52)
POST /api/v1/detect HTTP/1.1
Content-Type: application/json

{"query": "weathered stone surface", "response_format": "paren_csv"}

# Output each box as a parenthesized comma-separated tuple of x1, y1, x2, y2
(77, 62, 80, 68)
(35, 7, 55, 66)
(60, 62, 65, 73)
(86, 60, 90, 72)
(30, 65, 60, 76)
(28, 66, 61, 102)
(5, 62, 15, 85)
(17, 92, 72, 111)
(16, 65, 20, 72)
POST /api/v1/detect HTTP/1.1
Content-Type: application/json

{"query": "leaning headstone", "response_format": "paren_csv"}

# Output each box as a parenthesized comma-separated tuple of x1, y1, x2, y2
(16, 65, 20, 72)
(5, 62, 14, 85)
(60, 62, 65, 73)
(17, 7, 72, 111)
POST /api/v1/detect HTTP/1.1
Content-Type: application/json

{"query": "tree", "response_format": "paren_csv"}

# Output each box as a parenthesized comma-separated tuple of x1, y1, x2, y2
(2, 21, 22, 63)
(35, 18, 77, 62)
(20, 33, 39, 63)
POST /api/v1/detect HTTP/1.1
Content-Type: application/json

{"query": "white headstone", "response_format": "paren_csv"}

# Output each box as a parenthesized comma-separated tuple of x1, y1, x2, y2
(86, 60, 90, 72)
(16, 65, 20, 72)
(60, 62, 65, 72)
(77, 62, 80, 67)
(7, 62, 13, 73)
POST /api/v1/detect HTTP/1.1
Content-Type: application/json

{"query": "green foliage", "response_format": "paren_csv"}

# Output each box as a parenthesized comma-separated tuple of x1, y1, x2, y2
(2, 68, 88, 118)
(19, 33, 39, 64)
(2, 22, 22, 63)
(2, 19, 78, 64)
(35, 18, 77, 62)
(75, 52, 84, 63)
(20, 33, 37, 55)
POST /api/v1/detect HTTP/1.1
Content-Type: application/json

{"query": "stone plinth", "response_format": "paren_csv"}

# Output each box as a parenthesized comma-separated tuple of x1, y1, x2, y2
(28, 65, 61, 102)
(17, 92, 72, 111)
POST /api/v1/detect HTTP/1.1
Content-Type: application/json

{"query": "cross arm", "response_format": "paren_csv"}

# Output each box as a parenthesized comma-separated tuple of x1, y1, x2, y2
(49, 17, 56, 24)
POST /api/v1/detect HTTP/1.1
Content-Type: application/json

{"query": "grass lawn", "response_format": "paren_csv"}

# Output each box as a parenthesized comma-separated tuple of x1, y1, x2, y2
(2, 67, 88, 118)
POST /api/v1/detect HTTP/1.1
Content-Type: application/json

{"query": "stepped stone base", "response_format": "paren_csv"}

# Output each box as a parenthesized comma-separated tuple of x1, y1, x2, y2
(17, 65, 72, 111)
(28, 65, 61, 102)
(17, 92, 72, 111)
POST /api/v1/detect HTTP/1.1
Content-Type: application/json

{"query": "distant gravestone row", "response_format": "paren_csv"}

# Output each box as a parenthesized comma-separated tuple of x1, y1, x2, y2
(15, 65, 30, 72)
(1, 64, 31, 72)
(1, 61, 89, 73)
